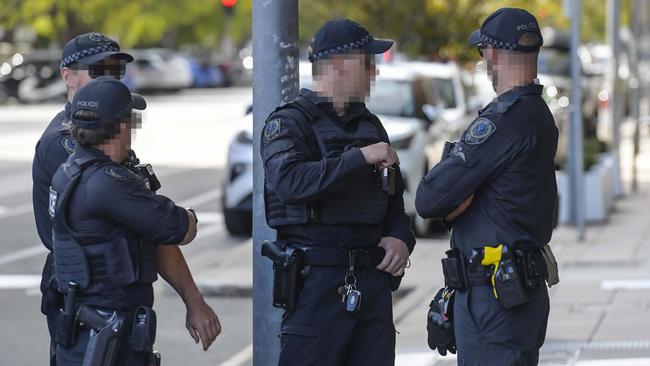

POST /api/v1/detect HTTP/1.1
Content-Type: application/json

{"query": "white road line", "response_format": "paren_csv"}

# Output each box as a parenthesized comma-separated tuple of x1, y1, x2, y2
(0, 244, 45, 266)
(0, 203, 32, 220)
(219, 343, 253, 366)
(0, 274, 42, 289)
(179, 188, 222, 208)
(601, 279, 650, 290)
(576, 359, 650, 366)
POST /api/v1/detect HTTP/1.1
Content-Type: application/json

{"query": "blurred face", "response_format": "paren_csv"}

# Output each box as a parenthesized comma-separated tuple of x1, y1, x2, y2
(61, 56, 127, 100)
(104, 113, 140, 162)
(318, 51, 377, 102)
(479, 44, 499, 90)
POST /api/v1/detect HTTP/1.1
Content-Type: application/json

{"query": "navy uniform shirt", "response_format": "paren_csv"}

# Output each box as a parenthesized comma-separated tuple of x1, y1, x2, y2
(32, 102, 75, 250)
(262, 89, 415, 251)
(415, 83, 558, 257)
(51, 145, 189, 311)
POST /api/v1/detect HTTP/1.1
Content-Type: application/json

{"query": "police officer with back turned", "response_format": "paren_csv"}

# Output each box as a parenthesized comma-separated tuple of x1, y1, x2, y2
(261, 19, 416, 366)
(416, 8, 560, 366)
(50, 77, 204, 365)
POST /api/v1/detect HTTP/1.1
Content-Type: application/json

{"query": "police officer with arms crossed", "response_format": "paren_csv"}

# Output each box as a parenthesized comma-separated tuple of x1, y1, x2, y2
(261, 19, 416, 366)
(33, 33, 220, 364)
(49, 77, 213, 365)
(416, 8, 560, 366)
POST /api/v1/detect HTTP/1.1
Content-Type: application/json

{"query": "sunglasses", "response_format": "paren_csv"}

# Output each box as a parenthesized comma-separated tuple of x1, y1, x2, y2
(67, 62, 126, 80)
(477, 44, 488, 57)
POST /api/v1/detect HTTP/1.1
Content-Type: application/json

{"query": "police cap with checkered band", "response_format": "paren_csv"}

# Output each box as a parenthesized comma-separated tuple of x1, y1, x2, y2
(60, 32, 134, 69)
(467, 8, 543, 52)
(308, 19, 393, 63)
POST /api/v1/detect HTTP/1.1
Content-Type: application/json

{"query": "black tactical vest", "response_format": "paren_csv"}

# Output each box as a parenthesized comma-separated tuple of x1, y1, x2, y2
(265, 95, 389, 228)
(50, 157, 157, 294)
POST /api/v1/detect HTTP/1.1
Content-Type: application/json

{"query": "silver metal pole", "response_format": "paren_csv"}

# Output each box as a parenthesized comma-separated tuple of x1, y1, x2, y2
(631, 0, 641, 192)
(608, 0, 624, 197)
(252, 0, 299, 365)
(569, 0, 586, 240)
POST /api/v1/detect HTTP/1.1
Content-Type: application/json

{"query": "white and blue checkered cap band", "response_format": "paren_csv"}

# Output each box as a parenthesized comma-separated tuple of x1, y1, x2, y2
(309, 34, 373, 62)
(479, 32, 517, 50)
(60, 45, 120, 69)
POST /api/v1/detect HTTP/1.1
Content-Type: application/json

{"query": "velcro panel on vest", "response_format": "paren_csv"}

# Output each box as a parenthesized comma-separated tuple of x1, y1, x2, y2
(54, 236, 138, 294)
(53, 237, 91, 292)
(83, 237, 138, 293)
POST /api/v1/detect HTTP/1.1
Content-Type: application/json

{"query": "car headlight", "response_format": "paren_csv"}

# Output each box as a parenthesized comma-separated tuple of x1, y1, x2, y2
(236, 130, 253, 144)
(391, 134, 414, 150)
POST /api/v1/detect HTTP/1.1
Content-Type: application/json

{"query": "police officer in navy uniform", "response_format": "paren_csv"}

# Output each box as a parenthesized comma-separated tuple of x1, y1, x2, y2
(33, 33, 221, 364)
(415, 8, 559, 366)
(49, 77, 200, 365)
(261, 19, 416, 366)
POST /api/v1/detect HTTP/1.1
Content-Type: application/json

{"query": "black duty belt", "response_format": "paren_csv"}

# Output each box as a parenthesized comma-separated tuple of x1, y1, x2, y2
(300, 246, 385, 268)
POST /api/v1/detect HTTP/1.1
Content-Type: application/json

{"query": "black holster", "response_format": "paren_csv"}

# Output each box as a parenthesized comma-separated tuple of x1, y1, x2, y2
(261, 241, 306, 312)
(441, 248, 469, 291)
(77, 305, 128, 366)
(129, 306, 157, 353)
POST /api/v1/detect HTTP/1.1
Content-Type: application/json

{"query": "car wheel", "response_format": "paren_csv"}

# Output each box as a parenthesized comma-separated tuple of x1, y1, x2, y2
(222, 193, 252, 236)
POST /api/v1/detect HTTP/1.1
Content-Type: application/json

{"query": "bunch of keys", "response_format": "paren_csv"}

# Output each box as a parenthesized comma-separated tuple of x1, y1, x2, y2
(338, 275, 362, 314)
(337, 251, 362, 314)
(437, 288, 454, 323)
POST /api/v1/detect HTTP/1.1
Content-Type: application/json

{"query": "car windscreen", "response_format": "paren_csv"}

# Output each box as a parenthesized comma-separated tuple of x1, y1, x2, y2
(431, 77, 457, 109)
(366, 79, 415, 117)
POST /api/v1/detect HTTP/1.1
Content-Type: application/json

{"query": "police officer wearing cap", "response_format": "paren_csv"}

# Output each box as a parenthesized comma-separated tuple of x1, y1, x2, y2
(49, 77, 203, 365)
(261, 19, 415, 365)
(33, 33, 221, 364)
(415, 8, 559, 366)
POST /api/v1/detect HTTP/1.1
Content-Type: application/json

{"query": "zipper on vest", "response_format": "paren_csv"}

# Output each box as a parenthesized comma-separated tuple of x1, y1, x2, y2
(308, 206, 318, 223)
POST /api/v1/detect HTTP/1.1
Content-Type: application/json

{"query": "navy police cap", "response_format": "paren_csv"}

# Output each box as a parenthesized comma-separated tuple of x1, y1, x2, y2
(60, 32, 133, 69)
(308, 19, 393, 63)
(468, 8, 543, 52)
(70, 77, 146, 129)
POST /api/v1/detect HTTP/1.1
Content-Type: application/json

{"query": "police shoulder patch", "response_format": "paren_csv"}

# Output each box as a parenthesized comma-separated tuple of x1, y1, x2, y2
(465, 118, 497, 145)
(104, 166, 134, 182)
(263, 118, 282, 144)
(60, 136, 75, 154)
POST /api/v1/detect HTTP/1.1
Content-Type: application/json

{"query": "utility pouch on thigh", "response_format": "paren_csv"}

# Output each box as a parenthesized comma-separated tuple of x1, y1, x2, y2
(129, 306, 157, 353)
(261, 241, 305, 312)
(441, 248, 469, 291)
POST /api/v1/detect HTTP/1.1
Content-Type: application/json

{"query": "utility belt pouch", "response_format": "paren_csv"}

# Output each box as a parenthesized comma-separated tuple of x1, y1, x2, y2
(55, 282, 79, 347)
(41, 275, 63, 316)
(261, 241, 305, 312)
(130, 306, 157, 353)
(493, 247, 528, 309)
(441, 248, 469, 291)
(515, 249, 546, 289)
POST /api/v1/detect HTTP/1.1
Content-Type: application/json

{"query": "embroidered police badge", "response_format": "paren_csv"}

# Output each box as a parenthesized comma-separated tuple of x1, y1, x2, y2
(60, 136, 75, 154)
(263, 118, 282, 144)
(465, 118, 496, 145)
(105, 166, 133, 181)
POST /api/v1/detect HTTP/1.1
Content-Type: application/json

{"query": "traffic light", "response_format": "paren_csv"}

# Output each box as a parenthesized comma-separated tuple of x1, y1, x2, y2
(221, 0, 237, 15)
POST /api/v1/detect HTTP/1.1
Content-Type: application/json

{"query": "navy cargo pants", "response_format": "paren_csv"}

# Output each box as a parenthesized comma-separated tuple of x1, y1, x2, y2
(279, 266, 396, 366)
(454, 285, 550, 366)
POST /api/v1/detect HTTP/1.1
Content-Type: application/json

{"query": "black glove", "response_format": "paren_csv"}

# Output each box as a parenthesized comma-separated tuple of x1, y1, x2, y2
(427, 288, 456, 356)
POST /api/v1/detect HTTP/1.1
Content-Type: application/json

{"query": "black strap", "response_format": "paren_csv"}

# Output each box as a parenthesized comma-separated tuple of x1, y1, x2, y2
(300, 247, 386, 267)
(55, 158, 104, 243)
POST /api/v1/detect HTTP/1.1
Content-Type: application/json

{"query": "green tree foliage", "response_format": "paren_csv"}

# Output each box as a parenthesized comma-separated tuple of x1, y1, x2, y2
(0, 0, 630, 60)
(0, 0, 251, 49)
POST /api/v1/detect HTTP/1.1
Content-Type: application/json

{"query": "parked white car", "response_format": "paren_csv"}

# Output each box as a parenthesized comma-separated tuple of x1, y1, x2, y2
(222, 62, 440, 236)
